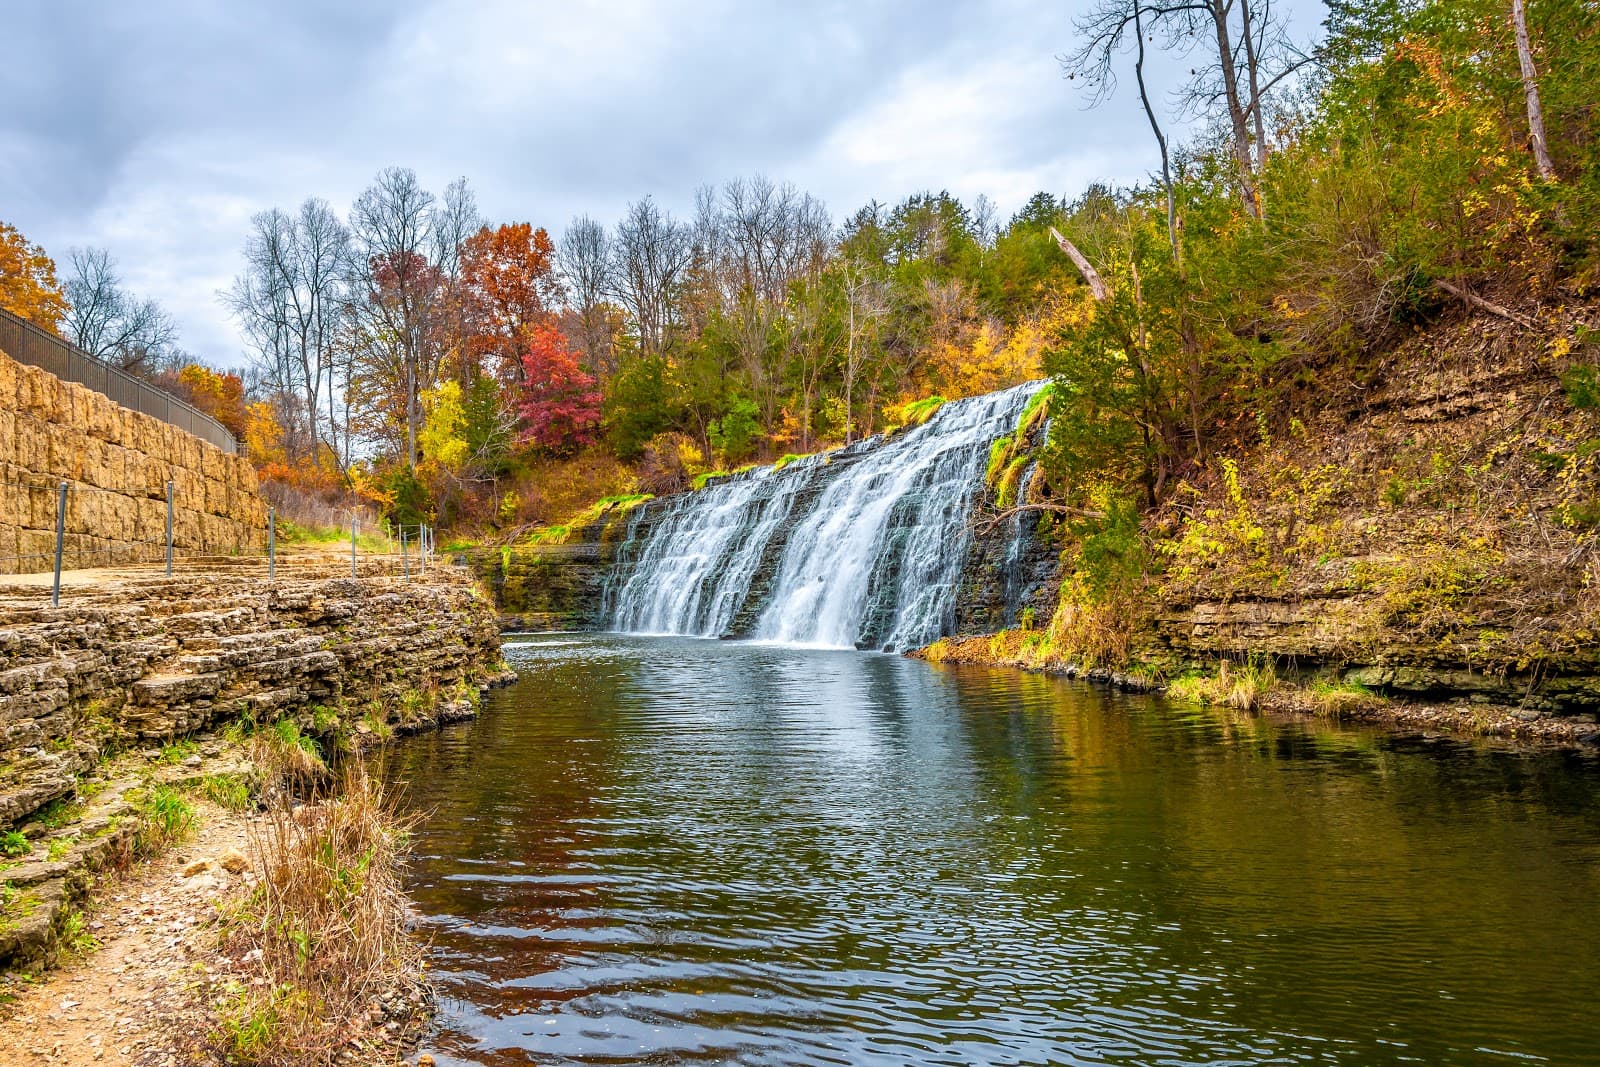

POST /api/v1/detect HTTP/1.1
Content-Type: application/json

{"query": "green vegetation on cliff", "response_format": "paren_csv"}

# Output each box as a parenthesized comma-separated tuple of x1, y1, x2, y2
(1004, 0, 1600, 693)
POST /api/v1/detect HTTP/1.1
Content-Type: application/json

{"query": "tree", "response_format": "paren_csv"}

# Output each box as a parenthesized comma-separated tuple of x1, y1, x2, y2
(517, 323, 603, 451)
(611, 197, 693, 357)
(172, 363, 248, 438)
(460, 222, 562, 380)
(349, 167, 442, 468)
(1511, 0, 1557, 180)
(0, 221, 67, 331)
(558, 216, 618, 374)
(227, 200, 350, 465)
(62, 247, 177, 370)
(1066, 0, 1315, 220)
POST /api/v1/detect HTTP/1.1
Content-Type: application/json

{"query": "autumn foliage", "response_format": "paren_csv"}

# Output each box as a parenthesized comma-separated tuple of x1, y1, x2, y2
(0, 221, 68, 332)
(517, 324, 602, 451)
(460, 222, 562, 377)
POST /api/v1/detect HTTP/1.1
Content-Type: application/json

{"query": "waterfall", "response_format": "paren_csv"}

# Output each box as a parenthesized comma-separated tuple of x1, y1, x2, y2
(605, 381, 1044, 650)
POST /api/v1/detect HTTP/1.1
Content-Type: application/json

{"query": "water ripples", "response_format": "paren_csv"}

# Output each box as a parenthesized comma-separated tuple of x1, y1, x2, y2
(388, 636, 1600, 1066)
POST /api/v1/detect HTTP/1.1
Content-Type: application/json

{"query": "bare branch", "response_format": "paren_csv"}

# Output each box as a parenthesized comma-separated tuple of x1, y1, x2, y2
(1049, 227, 1111, 301)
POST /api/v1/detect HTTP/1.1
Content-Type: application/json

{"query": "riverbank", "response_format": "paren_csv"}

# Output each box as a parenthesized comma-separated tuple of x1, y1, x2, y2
(915, 629, 1600, 748)
(0, 566, 511, 1063)
(0, 747, 440, 1066)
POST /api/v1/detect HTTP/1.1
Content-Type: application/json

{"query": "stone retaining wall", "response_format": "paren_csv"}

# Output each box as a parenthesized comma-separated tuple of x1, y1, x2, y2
(0, 345, 267, 574)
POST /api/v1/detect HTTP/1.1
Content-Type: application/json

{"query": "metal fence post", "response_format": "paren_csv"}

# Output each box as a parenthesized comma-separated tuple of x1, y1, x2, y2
(52, 482, 67, 607)
(401, 526, 410, 580)
(268, 506, 275, 583)
(350, 516, 358, 579)
(165, 479, 174, 576)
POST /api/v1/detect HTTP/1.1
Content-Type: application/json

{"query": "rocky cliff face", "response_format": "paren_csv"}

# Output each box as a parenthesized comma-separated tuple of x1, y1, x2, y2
(0, 346, 267, 574)
(0, 567, 508, 969)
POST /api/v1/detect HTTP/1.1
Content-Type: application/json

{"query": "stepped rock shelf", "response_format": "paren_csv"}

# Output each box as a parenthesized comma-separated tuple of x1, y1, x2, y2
(0, 566, 509, 970)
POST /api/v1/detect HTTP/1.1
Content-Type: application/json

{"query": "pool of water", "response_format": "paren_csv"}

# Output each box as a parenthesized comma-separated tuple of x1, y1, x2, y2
(387, 635, 1600, 1066)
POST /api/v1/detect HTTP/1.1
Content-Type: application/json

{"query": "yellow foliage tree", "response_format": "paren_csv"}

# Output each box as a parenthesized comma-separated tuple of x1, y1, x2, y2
(418, 380, 470, 475)
(243, 401, 287, 468)
(0, 221, 68, 332)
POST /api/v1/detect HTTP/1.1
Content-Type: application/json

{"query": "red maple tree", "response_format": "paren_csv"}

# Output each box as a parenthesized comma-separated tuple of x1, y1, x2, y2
(518, 323, 602, 451)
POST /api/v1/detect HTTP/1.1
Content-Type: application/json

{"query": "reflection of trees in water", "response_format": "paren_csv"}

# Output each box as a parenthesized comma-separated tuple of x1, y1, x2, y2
(389, 636, 1600, 1066)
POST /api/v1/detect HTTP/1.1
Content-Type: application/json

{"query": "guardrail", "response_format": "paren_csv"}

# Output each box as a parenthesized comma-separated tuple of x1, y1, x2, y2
(0, 472, 437, 601)
(0, 306, 238, 454)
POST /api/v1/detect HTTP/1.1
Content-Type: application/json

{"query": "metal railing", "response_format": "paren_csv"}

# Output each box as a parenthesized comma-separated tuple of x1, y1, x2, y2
(0, 475, 441, 602)
(0, 307, 238, 454)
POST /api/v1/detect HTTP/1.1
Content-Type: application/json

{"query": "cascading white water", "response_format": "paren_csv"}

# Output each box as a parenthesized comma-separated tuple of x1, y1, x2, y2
(606, 455, 826, 637)
(606, 381, 1043, 649)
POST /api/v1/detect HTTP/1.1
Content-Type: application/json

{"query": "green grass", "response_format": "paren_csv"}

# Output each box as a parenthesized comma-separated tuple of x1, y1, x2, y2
(310, 705, 340, 734)
(773, 453, 811, 471)
(1306, 677, 1384, 717)
(274, 517, 390, 552)
(46, 836, 75, 862)
(901, 395, 948, 427)
(0, 831, 29, 858)
(691, 470, 730, 490)
(58, 908, 98, 959)
(158, 738, 198, 764)
(1166, 657, 1280, 712)
(132, 786, 196, 856)
(34, 797, 83, 831)
(200, 773, 255, 812)
(523, 493, 654, 545)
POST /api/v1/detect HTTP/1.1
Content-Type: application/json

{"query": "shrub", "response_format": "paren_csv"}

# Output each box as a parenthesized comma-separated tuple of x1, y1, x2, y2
(201, 773, 256, 812)
(1167, 657, 1279, 712)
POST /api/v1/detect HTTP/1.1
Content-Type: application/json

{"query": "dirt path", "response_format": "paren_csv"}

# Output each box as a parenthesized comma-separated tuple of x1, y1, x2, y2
(0, 802, 248, 1066)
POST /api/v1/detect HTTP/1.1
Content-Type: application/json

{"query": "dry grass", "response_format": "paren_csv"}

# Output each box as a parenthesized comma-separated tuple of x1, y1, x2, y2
(208, 756, 426, 1065)
(1167, 658, 1280, 712)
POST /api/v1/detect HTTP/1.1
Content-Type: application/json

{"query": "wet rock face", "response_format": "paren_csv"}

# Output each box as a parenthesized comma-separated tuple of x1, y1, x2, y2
(952, 505, 1060, 638)
(0, 570, 505, 832)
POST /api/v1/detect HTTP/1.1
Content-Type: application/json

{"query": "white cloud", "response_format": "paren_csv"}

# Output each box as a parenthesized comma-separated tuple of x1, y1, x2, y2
(1, 0, 1325, 366)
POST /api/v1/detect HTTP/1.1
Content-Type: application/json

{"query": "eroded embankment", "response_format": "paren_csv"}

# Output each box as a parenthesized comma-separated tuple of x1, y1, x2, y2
(921, 308, 1600, 746)
(0, 567, 510, 975)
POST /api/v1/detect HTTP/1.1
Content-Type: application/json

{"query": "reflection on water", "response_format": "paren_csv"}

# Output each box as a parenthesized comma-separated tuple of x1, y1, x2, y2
(388, 635, 1600, 1066)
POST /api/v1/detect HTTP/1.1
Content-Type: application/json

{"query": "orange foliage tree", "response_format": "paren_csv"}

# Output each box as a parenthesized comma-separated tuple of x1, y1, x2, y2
(170, 364, 248, 438)
(0, 221, 68, 332)
(459, 222, 563, 380)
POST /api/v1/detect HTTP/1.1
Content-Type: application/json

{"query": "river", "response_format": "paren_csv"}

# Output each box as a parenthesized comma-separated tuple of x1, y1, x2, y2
(387, 634, 1600, 1066)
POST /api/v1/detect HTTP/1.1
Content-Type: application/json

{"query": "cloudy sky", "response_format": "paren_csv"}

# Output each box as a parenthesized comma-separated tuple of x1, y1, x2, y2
(3, 0, 1324, 367)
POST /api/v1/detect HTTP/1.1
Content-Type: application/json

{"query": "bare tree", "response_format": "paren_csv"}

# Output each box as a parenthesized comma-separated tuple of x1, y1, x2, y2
(611, 197, 693, 357)
(62, 247, 178, 371)
(348, 167, 440, 467)
(557, 215, 617, 373)
(1511, 0, 1557, 181)
(839, 253, 890, 443)
(1066, 0, 1313, 221)
(430, 177, 482, 280)
(226, 201, 351, 464)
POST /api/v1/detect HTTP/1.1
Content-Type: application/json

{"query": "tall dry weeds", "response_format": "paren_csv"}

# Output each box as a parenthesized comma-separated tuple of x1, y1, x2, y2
(209, 753, 428, 1065)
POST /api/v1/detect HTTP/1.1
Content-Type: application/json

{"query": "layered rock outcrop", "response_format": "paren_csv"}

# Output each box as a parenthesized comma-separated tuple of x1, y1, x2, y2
(0, 345, 266, 574)
(0, 567, 508, 969)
